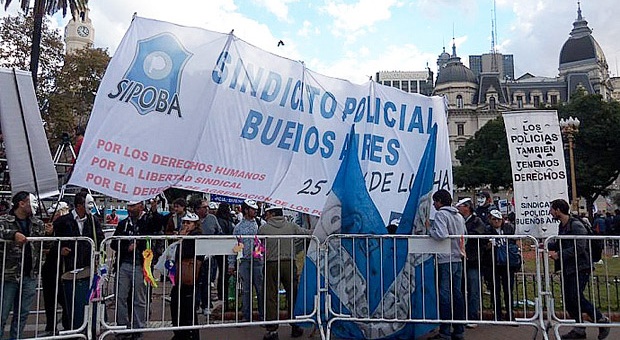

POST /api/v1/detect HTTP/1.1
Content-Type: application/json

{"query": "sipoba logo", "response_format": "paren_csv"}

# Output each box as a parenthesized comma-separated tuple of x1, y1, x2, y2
(108, 33, 192, 117)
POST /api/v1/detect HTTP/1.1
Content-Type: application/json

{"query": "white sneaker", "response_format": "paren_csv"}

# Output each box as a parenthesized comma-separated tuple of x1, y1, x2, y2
(466, 324, 478, 329)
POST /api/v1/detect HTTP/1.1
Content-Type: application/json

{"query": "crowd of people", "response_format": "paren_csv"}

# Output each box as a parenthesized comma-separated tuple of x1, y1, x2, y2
(0, 187, 617, 340)
(428, 190, 611, 340)
(0, 190, 310, 340)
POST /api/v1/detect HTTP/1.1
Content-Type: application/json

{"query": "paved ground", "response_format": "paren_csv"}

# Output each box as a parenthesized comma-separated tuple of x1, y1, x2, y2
(97, 321, 620, 340)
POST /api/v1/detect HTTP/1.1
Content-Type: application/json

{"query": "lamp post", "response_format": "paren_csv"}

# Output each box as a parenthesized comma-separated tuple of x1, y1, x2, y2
(560, 117, 580, 213)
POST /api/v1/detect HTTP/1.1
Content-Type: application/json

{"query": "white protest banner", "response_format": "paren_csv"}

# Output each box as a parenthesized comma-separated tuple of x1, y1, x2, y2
(70, 17, 452, 223)
(503, 111, 568, 237)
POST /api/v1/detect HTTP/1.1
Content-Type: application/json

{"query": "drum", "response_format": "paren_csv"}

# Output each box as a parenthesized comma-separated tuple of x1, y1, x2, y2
(61, 266, 91, 330)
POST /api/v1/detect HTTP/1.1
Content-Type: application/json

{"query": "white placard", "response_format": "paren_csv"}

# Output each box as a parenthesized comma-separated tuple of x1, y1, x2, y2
(503, 111, 568, 237)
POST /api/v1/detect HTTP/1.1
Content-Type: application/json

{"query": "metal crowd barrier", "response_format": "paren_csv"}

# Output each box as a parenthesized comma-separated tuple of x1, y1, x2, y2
(322, 234, 543, 339)
(543, 234, 620, 340)
(5, 233, 620, 339)
(0, 236, 95, 340)
(97, 234, 321, 340)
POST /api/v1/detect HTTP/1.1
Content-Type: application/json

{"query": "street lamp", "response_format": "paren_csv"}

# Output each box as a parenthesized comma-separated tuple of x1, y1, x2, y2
(560, 117, 580, 213)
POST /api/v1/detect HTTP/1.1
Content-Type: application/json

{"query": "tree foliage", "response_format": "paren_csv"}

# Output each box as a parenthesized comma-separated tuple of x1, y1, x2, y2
(453, 91, 620, 213)
(0, 11, 63, 109)
(1, 0, 87, 86)
(47, 46, 111, 149)
(558, 90, 620, 211)
(454, 117, 512, 192)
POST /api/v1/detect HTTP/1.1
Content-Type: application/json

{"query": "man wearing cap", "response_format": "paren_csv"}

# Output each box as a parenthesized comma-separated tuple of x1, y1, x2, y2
(111, 199, 163, 339)
(475, 191, 497, 225)
(0, 191, 52, 339)
(456, 198, 487, 327)
(170, 212, 202, 340)
(484, 209, 517, 322)
(428, 189, 466, 340)
(228, 199, 264, 322)
(259, 206, 310, 340)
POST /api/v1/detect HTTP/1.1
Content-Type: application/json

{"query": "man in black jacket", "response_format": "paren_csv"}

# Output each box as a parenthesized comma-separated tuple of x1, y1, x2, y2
(548, 199, 610, 340)
(42, 192, 104, 332)
(111, 200, 163, 339)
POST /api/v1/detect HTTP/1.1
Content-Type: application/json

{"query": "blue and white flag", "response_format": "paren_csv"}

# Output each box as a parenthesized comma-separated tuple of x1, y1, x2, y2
(295, 124, 440, 339)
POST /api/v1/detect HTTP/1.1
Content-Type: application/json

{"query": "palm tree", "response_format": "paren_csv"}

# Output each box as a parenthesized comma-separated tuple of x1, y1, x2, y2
(1, 0, 87, 87)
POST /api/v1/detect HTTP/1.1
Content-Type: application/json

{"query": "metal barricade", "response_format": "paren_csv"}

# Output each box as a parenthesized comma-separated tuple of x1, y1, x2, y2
(543, 234, 619, 340)
(0, 236, 95, 340)
(322, 234, 543, 339)
(97, 234, 322, 340)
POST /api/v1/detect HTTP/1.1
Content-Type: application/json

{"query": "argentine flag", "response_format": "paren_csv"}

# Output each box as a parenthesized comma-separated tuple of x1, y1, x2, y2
(295, 124, 440, 339)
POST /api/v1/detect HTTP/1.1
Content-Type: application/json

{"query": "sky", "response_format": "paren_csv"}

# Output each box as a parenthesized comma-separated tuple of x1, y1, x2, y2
(3, 0, 620, 85)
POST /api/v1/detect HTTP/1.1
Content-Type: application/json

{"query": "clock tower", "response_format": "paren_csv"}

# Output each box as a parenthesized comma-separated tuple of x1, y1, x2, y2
(64, 8, 94, 54)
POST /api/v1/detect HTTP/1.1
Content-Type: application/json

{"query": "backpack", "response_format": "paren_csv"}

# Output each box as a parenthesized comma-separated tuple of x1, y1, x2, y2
(582, 220, 604, 263)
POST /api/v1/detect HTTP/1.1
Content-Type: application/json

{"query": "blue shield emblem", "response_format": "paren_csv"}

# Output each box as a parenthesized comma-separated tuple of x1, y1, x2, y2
(123, 33, 192, 115)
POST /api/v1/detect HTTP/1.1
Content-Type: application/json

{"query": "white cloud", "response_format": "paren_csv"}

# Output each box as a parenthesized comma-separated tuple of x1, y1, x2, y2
(253, 0, 299, 22)
(322, 0, 401, 42)
(297, 20, 319, 37)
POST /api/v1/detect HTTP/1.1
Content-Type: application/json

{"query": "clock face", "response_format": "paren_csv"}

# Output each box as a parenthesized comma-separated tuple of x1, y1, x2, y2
(77, 25, 90, 37)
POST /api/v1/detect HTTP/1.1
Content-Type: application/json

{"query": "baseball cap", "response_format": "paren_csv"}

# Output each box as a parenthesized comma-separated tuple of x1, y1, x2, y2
(456, 198, 472, 207)
(489, 209, 503, 220)
(243, 199, 258, 210)
(127, 200, 143, 206)
(208, 202, 218, 210)
(182, 212, 199, 221)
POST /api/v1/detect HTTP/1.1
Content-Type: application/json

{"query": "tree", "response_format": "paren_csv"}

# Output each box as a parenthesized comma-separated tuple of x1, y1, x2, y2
(558, 90, 620, 215)
(453, 117, 512, 192)
(1, 0, 87, 87)
(0, 10, 63, 109)
(47, 46, 110, 149)
(453, 91, 620, 216)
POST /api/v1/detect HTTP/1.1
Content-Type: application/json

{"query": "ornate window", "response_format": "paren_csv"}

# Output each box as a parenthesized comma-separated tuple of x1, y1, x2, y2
(456, 94, 463, 109)
(457, 123, 465, 136)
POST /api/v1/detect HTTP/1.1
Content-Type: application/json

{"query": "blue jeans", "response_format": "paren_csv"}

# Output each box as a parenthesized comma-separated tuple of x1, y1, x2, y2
(438, 262, 465, 339)
(466, 264, 481, 320)
(1, 276, 37, 339)
(116, 262, 147, 329)
(238, 259, 264, 321)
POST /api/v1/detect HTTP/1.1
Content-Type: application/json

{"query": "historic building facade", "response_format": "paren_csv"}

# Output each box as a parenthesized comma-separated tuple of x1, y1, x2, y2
(432, 4, 616, 164)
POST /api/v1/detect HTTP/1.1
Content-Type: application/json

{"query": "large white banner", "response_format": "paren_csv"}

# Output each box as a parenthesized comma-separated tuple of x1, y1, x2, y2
(503, 111, 568, 237)
(70, 17, 452, 223)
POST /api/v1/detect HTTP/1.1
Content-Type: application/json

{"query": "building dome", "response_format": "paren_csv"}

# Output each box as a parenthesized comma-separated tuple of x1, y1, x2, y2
(436, 58, 478, 85)
(559, 4, 606, 66)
